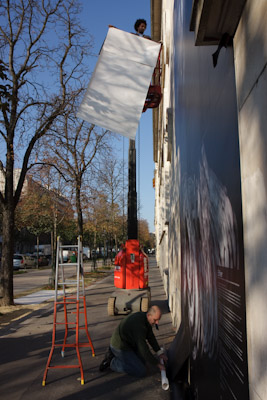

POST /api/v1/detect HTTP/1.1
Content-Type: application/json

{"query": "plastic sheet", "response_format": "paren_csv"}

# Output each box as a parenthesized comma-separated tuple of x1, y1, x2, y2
(77, 27, 161, 139)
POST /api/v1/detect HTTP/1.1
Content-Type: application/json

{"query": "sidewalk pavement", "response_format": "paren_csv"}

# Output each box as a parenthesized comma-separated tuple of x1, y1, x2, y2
(15, 290, 64, 305)
(0, 257, 176, 400)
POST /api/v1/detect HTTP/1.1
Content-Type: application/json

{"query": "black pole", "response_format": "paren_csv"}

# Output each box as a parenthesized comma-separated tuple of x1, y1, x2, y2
(127, 139, 138, 239)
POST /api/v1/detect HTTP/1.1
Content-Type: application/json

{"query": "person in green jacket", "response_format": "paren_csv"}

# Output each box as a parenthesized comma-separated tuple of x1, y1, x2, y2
(99, 305, 167, 377)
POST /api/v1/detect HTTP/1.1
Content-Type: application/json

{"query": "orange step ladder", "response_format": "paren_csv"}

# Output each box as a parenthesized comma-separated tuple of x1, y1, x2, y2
(42, 236, 95, 386)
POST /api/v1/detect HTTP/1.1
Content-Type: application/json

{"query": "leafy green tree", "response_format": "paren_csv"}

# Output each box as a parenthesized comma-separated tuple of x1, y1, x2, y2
(15, 178, 75, 266)
(138, 219, 151, 247)
(16, 189, 53, 237)
(16, 187, 53, 266)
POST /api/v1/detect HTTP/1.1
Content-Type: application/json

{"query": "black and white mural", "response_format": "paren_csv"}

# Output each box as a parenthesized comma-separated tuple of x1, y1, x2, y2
(180, 146, 248, 399)
(170, 1, 249, 399)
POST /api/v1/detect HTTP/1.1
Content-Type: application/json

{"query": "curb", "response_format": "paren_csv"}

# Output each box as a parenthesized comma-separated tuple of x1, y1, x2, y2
(0, 272, 113, 331)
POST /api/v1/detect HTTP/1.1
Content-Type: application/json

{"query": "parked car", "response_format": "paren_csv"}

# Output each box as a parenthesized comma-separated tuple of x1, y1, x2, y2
(37, 255, 49, 267)
(13, 254, 24, 270)
(13, 254, 36, 269)
(23, 255, 37, 268)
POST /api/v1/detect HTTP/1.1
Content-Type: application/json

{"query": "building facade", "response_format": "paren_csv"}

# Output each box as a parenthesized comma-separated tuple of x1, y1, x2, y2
(151, 0, 267, 399)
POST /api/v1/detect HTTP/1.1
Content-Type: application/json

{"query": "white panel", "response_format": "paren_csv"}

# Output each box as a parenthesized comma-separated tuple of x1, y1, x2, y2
(77, 28, 161, 139)
(103, 27, 161, 67)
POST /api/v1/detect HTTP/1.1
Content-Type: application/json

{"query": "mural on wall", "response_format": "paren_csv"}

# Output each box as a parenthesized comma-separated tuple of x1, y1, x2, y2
(171, 0, 249, 399)
(181, 146, 248, 399)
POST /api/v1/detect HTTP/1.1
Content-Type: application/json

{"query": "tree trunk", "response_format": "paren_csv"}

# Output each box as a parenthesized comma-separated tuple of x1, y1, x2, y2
(115, 234, 118, 253)
(50, 214, 58, 288)
(93, 229, 96, 270)
(103, 236, 106, 265)
(1, 205, 15, 305)
(36, 235, 39, 269)
(76, 184, 83, 237)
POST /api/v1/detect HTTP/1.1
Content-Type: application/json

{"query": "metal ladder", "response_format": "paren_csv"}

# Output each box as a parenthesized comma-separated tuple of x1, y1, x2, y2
(42, 236, 95, 386)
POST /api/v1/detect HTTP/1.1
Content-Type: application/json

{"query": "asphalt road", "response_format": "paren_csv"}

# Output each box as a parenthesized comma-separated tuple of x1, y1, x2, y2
(13, 267, 54, 296)
(0, 258, 176, 400)
(13, 263, 96, 297)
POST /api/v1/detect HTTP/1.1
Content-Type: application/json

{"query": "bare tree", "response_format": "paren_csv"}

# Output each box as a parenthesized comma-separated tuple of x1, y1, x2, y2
(44, 113, 111, 238)
(0, 0, 93, 305)
(97, 156, 126, 250)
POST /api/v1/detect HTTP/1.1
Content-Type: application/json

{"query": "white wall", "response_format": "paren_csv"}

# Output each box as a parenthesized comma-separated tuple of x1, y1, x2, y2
(154, 0, 181, 328)
(234, 1, 267, 399)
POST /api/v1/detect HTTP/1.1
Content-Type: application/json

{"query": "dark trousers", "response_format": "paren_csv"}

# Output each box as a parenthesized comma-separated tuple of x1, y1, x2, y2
(110, 345, 147, 377)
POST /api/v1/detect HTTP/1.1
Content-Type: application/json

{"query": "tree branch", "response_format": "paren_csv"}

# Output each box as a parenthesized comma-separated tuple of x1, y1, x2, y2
(14, 104, 65, 206)
(0, 128, 7, 141)
(27, 162, 70, 183)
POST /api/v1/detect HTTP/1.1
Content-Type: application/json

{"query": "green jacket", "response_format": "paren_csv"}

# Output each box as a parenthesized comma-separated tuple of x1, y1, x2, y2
(110, 311, 161, 365)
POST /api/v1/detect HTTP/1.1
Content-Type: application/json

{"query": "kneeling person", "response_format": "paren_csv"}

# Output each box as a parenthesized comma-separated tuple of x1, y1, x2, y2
(99, 305, 167, 377)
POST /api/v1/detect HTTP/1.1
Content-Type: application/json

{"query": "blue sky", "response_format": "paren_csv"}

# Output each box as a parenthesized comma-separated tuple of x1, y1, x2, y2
(79, 1, 155, 232)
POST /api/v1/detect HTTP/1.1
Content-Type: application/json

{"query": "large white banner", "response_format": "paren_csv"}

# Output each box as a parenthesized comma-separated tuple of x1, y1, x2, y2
(77, 28, 161, 140)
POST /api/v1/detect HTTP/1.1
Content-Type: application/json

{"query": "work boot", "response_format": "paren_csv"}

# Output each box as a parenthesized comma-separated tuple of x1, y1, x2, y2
(99, 347, 114, 371)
